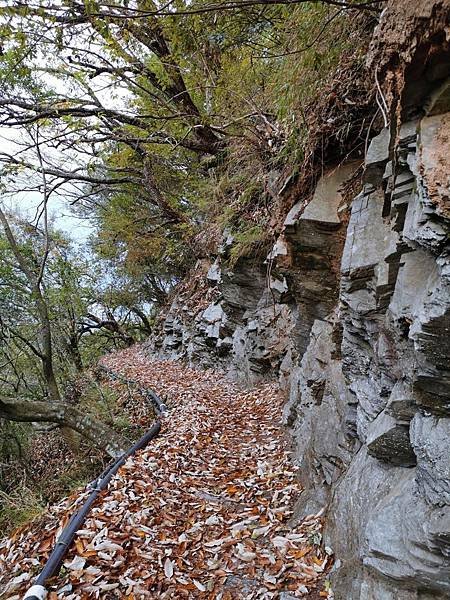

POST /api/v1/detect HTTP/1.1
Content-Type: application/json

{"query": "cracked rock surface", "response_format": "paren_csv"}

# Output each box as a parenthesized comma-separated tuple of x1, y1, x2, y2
(145, 3, 450, 597)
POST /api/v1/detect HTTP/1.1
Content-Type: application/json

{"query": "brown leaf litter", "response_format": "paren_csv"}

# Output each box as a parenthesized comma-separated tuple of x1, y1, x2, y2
(0, 348, 333, 599)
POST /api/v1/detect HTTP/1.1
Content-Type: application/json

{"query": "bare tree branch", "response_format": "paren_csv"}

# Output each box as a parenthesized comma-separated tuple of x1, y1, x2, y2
(0, 396, 128, 458)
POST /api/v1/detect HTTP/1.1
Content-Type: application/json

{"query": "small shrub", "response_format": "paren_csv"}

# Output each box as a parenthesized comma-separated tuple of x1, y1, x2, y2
(229, 225, 267, 265)
(0, 487, 44, 534)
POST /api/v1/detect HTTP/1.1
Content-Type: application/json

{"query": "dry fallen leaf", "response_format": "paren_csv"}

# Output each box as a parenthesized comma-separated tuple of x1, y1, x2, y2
(0, 349, 332, 599)
(164, 557, 174, 579)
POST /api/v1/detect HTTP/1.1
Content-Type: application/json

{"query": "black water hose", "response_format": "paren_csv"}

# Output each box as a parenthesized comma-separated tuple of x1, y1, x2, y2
(96, 366, 169, 416)
(22, 383, 167, 600)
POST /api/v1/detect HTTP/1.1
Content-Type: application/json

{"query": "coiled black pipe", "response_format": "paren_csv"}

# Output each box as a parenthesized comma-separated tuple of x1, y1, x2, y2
(22, 381, 167, 600)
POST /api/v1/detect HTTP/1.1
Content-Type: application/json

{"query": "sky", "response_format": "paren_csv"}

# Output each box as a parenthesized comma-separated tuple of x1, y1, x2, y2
(0, 127, 94, 244)
(0, 24, 132, 247)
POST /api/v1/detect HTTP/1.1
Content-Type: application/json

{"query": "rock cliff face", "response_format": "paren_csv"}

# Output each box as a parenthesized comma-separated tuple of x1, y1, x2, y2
(149, 3, 450, 598)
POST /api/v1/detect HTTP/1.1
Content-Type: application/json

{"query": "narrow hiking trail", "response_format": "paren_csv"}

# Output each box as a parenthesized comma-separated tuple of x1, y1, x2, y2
(0, 348, 331, 600)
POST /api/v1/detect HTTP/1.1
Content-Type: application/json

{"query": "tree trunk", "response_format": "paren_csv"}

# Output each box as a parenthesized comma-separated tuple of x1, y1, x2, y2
(32, 284, 62, 402)
(0, 398, 129, 458)
(131, 306, 153, 335)
(68, 336, 84, 372)
(67, 322, 84, 372)
(0, 208, 62, 403)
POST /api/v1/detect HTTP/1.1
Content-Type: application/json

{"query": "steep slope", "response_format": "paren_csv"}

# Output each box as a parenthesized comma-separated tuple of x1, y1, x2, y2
(1, 3, 449, 599)
(148, 2, 450, 598)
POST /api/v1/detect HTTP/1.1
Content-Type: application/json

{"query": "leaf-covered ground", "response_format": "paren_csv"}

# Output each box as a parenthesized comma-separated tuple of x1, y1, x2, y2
(0, 348, 332, 599)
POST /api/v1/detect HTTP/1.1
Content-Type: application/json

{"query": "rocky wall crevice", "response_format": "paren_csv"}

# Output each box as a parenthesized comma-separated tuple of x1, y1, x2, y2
(288, 78, 450, 598)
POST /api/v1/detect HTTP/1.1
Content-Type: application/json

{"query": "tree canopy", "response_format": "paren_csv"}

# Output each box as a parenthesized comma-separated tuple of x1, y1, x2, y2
(0, 0, 377, 272)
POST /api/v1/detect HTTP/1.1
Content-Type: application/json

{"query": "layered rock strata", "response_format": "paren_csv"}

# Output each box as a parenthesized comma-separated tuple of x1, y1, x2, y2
(149, 3, 450, 597)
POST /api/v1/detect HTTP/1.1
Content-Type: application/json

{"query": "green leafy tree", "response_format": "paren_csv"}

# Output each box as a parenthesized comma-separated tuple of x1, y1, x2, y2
(0, 0, 377, 277)
(0, 211, 130, 457)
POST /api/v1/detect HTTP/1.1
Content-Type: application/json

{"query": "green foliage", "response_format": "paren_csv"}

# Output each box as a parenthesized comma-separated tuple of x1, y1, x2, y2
(77, 378, 144, 438)
(229, 225, 267, 266)
(0, 0, 372, 271)
(0, 422, 41, 533)
(0, 422, 30, 472)
(0, 373, 147, 534)
(0, 217, 154, 407)
(0, 2, 374, 389)
(78, 379, 119, 422)
(0, 487, 44, 534)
